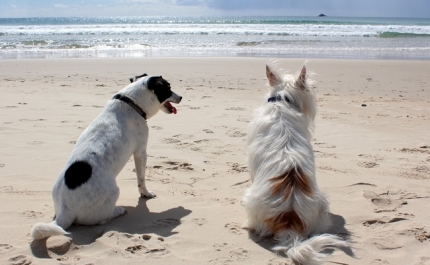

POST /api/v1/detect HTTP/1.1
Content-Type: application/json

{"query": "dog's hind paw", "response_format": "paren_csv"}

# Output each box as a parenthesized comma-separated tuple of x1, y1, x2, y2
(140, 190, 156, 198)
(113, 206, 126, 217)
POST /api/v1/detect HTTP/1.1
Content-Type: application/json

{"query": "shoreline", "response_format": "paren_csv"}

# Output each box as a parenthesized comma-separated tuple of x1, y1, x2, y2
(1, 57, 429, 264)
(1, 51, 430, 61)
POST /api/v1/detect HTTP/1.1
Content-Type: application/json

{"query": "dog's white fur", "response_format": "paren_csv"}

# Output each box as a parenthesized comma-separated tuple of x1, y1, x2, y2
(243, 64, 347, 265)
(31, 76, 182, 240)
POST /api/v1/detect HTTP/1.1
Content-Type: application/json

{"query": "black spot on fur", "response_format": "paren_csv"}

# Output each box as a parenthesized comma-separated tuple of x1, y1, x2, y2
(147, 76, 173, 103)
(64, 161, 92, 190)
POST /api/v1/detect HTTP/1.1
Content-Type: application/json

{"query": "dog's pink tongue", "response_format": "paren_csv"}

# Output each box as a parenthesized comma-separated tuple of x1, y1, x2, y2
(166, 102, 177, 114)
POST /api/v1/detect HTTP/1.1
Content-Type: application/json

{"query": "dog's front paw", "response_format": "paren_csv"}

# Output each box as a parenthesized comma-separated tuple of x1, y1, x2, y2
(140, 190, 156, 198)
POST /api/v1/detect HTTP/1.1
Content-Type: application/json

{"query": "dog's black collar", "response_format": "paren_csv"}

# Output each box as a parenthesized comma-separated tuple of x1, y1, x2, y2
(113, 94, 147, 120)
(268, 95, 293, 104)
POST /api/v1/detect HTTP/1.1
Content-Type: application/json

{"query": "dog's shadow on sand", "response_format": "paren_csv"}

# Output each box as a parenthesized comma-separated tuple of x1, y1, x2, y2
(30, 197, 192, 258)
(249, 213, 355, 259)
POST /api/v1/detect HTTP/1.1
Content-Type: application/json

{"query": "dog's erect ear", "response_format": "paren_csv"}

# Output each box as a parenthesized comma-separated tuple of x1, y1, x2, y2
(266, 65, 281, 87)
(296, 65, 307, 90)
(129, 73, 148, 83)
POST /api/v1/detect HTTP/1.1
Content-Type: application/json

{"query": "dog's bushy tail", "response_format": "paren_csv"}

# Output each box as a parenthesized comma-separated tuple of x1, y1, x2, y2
(273, 234, 348, 265)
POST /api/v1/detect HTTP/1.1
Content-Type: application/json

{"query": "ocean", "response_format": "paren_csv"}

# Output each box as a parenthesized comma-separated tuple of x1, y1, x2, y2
(0, 16, 429, 60)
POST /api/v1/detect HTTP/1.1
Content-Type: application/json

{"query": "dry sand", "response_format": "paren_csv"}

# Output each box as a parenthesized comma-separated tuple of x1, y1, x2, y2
(0, 57, 429, 265)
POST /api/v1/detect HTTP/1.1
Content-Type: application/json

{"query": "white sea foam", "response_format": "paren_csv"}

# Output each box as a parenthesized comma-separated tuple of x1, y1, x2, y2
(1, 16, 429, 60)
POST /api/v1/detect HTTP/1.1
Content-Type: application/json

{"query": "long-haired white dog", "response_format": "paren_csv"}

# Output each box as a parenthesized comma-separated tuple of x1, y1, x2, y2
(31, 74, 182, 240)
(243, 64, 347, 265)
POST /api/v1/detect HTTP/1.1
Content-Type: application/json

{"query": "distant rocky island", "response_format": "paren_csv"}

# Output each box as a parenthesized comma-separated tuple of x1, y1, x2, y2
(319, 14, 327, 17)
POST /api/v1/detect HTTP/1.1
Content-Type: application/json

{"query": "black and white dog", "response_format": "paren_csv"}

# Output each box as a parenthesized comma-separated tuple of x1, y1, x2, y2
(31, 74, 182, 239)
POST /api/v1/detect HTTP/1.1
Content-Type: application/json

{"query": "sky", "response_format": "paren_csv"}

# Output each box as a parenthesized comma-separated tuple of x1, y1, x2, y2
(0, 0, 429, 18)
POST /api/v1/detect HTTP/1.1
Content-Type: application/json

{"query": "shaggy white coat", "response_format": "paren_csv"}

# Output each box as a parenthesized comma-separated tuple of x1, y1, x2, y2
(243, 64, 347, 265)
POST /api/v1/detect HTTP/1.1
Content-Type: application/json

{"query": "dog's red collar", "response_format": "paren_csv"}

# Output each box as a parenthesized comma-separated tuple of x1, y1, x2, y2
(113, 94, 147, 120)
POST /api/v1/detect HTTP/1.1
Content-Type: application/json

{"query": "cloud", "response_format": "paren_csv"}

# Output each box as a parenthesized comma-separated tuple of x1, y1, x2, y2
(175, 0, 206, 7)
(113, 0, 172, 4)
(0, 0, 428, 18)
(173, 0, 329, 10)
(171, 0, 430, 17)
(54, 4, 69, 8)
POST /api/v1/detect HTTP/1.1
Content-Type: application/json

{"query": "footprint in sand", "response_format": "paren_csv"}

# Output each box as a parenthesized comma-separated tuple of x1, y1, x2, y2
(237, 117, 249, 123)
(210, 244, 249, 264)
(229, 248, 249, 261)
(224, 222, 244, 235)
(19, 119, 46, 122)
(0, 186, 13, 193)
(317, 165, 348, 174)
(358, 154, 385, 161)
(161, 161, 194, 171)
(321, 114, 340, 120)
(203, 129, 214, 134)
(267, 257, 294, 265)
(370, 259, 391, 265)
(47, 236, 73, 256)
(225, 107, 246, 111)
(8, 255, 32, 265)
(21, 211, 44, 219)
(146, 247, 169, 258)
(170, 137, 223, 153)
(227, 162, 248, 173)
(125, 242, 169, 257)
(151, 126, 163, 130)
(125, 244, 148, 255)
(414, 165, 429, 173)
(181, 189, 199, 197)
(0, 244, 14, 254)
(213, 242, 229, 251)
(362, 216, 408, 227)
(191, 218, 208, 226)
(396, 212, 415, 219)
(409, 227, 430, 242)
(363, 190, 407, 213)
(226, 130, 246, 138)
(314, 142, 336, 148)
(398, 147, 430, 154)
(219, 197, 239, 206)
(367, 237, 403, 250)
(357, 161, 379, 168)
(152, 218, 180, 228)
(161, 138, 181, 144)
(314, 150, 336, 158)
(397, 169, 430, 180)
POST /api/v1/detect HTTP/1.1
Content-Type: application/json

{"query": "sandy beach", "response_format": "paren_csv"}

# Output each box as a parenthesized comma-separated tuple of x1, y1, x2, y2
(0, 57, 429, 265)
